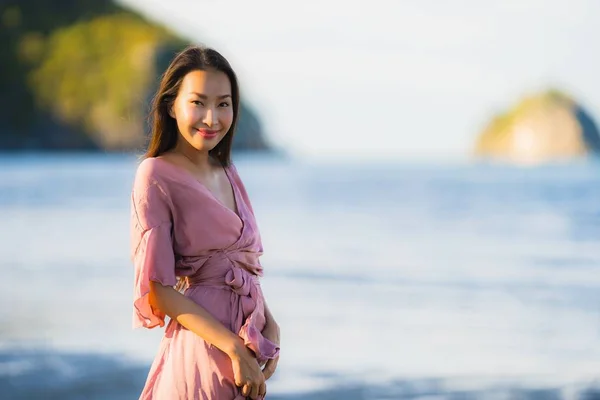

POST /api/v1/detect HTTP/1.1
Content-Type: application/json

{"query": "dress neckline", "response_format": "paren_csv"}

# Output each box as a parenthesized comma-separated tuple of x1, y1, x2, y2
(152, 156, 243, 223)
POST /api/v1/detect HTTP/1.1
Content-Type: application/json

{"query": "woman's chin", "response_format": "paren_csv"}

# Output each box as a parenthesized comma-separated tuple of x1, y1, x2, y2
(180, 133, 223, 152)
(188, 140, 218, 153)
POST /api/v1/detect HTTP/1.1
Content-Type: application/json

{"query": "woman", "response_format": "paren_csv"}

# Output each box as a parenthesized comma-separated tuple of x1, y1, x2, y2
(131, 45, 280, 399)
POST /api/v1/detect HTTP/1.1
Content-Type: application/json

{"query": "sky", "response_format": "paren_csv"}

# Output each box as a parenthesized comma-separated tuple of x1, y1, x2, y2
(119, 0, 600, 161)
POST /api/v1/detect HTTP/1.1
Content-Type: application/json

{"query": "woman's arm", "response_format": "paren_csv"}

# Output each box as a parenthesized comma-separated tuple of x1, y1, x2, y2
(263, 299, 279, 329)
(150, 282, 267, 398)
(149, 281, 243, 357)
(260, 297, 280, 380)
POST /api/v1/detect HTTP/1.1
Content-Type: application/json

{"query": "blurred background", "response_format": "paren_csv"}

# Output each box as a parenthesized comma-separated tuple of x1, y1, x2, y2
(2, 0, 600, 399)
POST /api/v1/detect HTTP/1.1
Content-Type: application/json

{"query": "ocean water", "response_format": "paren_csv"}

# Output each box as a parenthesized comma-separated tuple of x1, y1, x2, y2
(1, 152, 600, 399)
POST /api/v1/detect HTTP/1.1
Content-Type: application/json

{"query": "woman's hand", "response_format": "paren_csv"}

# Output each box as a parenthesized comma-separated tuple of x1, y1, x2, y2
(261, 322, 280, 380)
(229, 341, 266, 399)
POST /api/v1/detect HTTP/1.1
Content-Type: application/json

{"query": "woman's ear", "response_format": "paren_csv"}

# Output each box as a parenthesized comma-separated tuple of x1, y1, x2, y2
(168, 106, 175, 119)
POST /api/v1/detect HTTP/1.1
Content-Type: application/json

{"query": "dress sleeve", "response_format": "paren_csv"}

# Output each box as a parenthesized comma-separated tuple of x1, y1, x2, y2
(130, 174, 177, 329)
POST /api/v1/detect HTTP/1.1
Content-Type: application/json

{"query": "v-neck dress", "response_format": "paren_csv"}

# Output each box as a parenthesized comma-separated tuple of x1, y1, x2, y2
(130, 157, 280, 399)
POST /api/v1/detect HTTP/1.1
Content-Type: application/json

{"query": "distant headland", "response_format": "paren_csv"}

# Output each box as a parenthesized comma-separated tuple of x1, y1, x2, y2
(0, 1, 270, 152)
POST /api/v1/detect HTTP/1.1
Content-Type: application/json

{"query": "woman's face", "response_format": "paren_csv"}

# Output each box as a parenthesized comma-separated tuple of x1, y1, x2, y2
(170, 69, 234, 153)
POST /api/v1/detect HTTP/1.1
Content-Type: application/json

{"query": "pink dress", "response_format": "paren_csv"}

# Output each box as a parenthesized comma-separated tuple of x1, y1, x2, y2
(130, 157, 280, 399)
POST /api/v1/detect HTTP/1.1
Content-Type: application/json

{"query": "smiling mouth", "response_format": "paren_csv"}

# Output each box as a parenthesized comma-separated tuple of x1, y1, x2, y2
(196, 129, 219, 138)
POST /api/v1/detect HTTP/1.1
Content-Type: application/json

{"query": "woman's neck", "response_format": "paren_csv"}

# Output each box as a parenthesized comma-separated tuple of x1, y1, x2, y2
(173, 142, 215, 172)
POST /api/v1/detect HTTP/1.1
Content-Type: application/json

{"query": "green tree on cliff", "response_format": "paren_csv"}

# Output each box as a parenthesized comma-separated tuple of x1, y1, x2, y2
(0, 0, 269, 151)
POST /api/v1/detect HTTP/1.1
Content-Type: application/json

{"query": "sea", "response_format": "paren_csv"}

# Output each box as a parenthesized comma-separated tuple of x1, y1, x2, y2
(1, 152, 600, 399)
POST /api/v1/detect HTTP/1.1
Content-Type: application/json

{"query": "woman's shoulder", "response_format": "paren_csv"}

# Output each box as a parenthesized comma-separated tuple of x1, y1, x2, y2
(226, 160, 243, 179)
(226, 161, 246, 188)
(226, 162, 253, 200)
(133, 157, 174, 197)
(135, 157, 173, 184)
(135, 156, 162, 177)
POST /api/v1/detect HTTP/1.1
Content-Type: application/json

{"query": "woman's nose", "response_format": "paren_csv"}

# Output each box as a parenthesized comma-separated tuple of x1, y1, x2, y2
(202, 108, 215, 127)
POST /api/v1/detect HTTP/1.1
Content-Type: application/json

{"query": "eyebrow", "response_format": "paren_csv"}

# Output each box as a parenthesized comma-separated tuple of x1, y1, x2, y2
(188, 92, 232, 99)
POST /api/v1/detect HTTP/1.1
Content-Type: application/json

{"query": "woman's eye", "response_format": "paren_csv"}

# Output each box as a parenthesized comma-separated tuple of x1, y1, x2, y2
(219, 102, 230, 107)
(191, 100, 203, 106)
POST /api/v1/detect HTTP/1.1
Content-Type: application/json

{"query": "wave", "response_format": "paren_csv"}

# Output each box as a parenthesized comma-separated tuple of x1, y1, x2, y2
(2, 349, 600, 399)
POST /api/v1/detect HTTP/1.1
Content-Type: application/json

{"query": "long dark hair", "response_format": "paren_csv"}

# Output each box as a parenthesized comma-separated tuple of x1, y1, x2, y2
(145, 45, 240, 166)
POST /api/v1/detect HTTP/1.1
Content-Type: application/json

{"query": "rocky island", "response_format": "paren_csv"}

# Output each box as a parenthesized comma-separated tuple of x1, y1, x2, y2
(474, 89, 600, 164)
